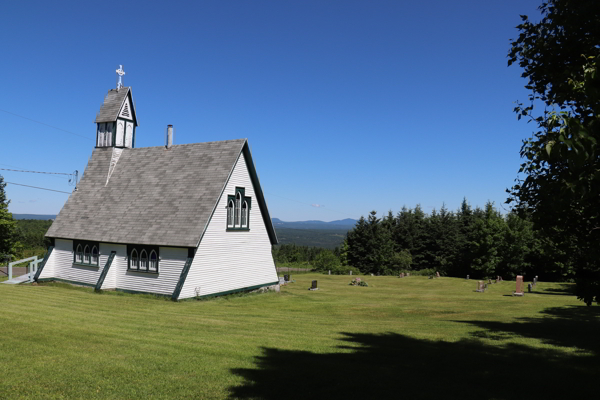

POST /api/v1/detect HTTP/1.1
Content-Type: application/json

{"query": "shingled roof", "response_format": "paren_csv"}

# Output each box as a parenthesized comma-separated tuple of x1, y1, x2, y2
(46, 139, 277, 247)
(95, 87, 137, 124)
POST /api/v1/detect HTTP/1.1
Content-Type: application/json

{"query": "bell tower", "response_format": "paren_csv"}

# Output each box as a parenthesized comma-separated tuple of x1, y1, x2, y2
(95, 65, 139, 149)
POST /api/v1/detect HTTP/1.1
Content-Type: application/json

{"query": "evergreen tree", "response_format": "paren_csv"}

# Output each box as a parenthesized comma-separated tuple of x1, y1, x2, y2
(347, 211, 395, 275)
(469, 202, 506, 278)
(0, 175, 18, 260)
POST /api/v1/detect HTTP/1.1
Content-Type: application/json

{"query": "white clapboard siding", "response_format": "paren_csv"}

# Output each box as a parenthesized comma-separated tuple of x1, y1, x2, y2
(179, 152, 278, 299)
(99, 243, 127, 289)
(38, 243, 58, 279)
(51, 239, 101, 286)
(116, 246, 187, 295)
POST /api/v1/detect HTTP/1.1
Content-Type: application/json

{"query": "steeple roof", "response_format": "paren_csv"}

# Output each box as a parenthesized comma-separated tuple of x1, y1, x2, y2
(95, 87, 138, 125)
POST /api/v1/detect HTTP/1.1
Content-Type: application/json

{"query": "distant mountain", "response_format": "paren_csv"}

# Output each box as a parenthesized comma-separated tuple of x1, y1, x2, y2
(12, 214, 57, 220)
(271, 218, 357, 230)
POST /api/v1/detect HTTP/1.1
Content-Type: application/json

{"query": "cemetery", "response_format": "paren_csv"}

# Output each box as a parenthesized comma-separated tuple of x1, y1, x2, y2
(0, 273, 597, 399)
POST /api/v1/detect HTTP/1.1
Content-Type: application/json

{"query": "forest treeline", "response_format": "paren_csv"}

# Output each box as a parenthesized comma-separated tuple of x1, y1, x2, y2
(275, 199, 577, 281)
(11, 219, 53, 259)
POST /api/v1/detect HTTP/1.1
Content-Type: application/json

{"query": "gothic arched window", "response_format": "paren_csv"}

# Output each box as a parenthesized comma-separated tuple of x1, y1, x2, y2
(130, 249, 138, 270)
(140, 250, 148, 272)
(149, 250, 158, 272)
(75, 244, 83, 263)
(91, 246, 99, 265)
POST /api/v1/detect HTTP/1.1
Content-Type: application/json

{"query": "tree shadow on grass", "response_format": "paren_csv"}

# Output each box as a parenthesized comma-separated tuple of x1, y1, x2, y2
(533, 283, 576, 296)
(459, 305, 600, 356)
(230, 320, 599, 399)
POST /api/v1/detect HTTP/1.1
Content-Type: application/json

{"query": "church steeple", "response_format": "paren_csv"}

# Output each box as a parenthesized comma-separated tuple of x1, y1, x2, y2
(95, 65, 139, 149)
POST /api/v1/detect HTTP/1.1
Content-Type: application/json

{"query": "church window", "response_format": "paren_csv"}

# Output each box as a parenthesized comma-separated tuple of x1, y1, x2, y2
(149, 251, 158, 272)
(75, 244, 83, 263)
(130, 249, 138, 270)
(91, 246, 99, 265)
(235, 192, 241, 226)
(241, 201, 248, 228)
(227, 200, 234, 228)
(226, 187, 251, 231)
(140, 250, 148, 272)
(128, 246, 159, 273)
(73, 240, 99, 266)
(84, 246, 90, 264)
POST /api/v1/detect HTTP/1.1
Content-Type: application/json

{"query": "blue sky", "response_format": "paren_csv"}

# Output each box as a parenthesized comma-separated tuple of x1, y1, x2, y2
(1, 0, 542, 221)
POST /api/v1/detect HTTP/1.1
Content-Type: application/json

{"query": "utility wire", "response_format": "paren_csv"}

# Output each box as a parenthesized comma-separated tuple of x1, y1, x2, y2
(0, 108, 93, 140)
(5, 182, 71, 194)
(0, 167, 73, 176)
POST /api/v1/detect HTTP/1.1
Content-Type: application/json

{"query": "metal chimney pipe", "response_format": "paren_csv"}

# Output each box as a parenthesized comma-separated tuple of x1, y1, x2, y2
(166, 125, 173, 149)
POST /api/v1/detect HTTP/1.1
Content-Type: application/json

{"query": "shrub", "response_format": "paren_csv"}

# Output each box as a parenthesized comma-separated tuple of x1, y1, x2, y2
(349, 277, 368, 287)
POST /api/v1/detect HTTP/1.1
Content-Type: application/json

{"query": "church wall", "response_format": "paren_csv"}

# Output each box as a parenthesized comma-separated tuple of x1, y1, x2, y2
(52, 239, 101, 286)
(179, 152, 278, 300)
(115, 246, 187, 295)
(99, 243, 127, 290)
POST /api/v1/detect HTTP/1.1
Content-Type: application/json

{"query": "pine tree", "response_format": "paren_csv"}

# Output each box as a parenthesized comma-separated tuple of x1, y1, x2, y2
(0, 175, 18, 260)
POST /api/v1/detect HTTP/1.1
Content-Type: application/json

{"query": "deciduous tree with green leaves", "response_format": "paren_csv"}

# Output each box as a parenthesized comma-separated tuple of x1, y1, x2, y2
(507, 0, 600, 304)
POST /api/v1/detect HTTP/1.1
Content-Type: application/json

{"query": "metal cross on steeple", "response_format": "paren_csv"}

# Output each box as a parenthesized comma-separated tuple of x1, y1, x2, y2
(116, 65, 126, 90)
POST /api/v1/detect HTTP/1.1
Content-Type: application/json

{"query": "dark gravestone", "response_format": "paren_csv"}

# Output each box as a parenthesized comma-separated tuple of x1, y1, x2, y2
(309, 280, 318, 291)
(528, 283, 532, 293)
(284, 274, 290, 282)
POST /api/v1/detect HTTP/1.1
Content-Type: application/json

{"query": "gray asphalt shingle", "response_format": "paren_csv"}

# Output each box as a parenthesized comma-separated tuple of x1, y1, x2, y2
(46, 139, 246, 247)
(95, 87, 137, 124)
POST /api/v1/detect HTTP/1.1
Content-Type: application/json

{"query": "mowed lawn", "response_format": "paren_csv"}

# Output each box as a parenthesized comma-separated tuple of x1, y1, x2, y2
(1, 275, 599, 399)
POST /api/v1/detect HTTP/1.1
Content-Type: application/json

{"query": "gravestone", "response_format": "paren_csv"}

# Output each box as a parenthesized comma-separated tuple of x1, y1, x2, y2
(309, 280, 318, 291)
(436, 272, 440, 278)
(528, 283, 532, 293)
(406, 273, 410, 277)
(350, 271, 352, 275)
(476, 281, 485, 292)
(466, 275, 470, 280)
(279, 277, 285, 285)
(284, 274, 290, 282)
(514, 275, 524, 296)
(495, 279, 499, 284)
(328, 270, 331, 275)
(488, 279, 492, 284)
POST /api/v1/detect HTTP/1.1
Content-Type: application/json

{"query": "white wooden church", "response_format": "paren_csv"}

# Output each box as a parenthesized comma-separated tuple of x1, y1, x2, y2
(37, 68, 279, 300)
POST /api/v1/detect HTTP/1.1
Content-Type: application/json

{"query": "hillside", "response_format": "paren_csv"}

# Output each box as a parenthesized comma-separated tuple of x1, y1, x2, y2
(274, 227, 348, 249)
(12, 214, 57, 220)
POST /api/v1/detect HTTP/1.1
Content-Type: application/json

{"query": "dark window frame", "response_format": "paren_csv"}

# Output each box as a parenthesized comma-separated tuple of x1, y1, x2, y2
(73, 240, 100, 267)
(226, 187, 252, 231)
(127, 244, 159, 274)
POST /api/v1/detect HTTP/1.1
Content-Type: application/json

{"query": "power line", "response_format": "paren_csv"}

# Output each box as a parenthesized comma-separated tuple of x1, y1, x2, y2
(0, 108, 93, 140)
(0, 167, 73, 176)
(5, 182, 72, 194)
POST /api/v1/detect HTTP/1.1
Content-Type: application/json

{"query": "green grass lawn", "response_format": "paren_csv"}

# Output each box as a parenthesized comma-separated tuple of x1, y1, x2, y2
(1, 275, 598, 399)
